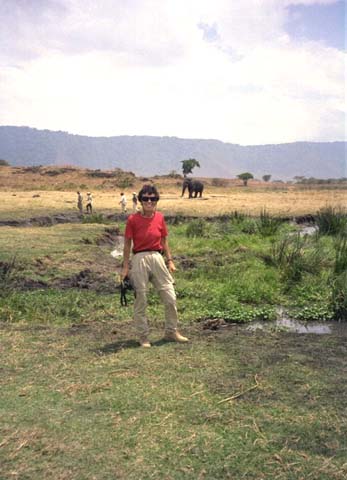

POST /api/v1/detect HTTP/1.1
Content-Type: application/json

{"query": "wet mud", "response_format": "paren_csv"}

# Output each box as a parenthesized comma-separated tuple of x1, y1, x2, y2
(53, 269, 117, 293)
(95, 227, 122, 246)
(8, 269, 118, 293)
(0, 212, 318, 227)
(199, 315, 347, 335)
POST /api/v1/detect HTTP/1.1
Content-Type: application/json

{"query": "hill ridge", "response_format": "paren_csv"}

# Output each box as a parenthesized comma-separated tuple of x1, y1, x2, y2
(0, 126, 345, 180)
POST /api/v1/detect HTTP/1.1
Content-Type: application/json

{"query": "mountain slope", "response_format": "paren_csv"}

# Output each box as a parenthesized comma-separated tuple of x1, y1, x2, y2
(0, 126, 345, 179)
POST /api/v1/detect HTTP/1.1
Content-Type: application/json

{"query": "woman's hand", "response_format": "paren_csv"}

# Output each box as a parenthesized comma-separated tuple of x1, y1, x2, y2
(167, 259, 176, 273)
(121, 266, 129, 280)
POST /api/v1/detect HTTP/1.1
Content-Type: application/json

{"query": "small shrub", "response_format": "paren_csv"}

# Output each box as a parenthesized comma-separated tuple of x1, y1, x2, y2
(240, 218, 258, 234)
(211, 178, 228, 187)
(116, 177, 135, 188)
(41, 167, 76, 176)
(167, 170, 182, 179)
(229, 210, 246, 223)
(186, 219, 208, 238)
(272, 235, 326, 286)
(257, 209, 283, 236)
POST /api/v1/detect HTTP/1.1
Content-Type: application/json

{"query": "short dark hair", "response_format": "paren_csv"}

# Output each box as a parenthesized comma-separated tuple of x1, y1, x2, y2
(138, 184, 160, 202)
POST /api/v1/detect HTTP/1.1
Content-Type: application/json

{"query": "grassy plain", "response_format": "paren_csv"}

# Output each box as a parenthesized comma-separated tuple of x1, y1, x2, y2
(1, 166, 347, 479)
(0, 165, 346, 220)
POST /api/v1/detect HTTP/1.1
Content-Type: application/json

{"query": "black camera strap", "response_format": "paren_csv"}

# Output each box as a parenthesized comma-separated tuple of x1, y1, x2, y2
(120, 276, 133, 307)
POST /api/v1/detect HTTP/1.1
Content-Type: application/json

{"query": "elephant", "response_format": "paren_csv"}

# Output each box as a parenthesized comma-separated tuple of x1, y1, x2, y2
(181, 178, 204, 198)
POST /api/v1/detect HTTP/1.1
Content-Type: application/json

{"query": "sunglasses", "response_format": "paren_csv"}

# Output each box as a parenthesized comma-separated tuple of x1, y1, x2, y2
(141, 196, 159, 203)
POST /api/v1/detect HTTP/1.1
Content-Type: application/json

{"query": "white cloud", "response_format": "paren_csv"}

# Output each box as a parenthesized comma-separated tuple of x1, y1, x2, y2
(0, 0, 345, 144)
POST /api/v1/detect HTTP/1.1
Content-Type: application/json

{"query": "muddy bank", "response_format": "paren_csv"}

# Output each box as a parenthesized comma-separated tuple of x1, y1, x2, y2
(0, 212, 317, 227)
(6, 269, 119, 293)
(0, 213, 125, 227)
(200, 315, 347, 334)
(2, 254, 195, 293)
(0, 213, 82, 227)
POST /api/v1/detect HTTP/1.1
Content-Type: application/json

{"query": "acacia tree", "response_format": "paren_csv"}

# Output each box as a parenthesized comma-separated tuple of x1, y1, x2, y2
(237, 172, 254, 186)
(181, 158, 200, 176)
(262, 174, 271, 182)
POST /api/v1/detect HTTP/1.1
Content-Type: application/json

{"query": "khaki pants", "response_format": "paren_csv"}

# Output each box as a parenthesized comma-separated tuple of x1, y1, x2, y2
(129, 252, 178, 337)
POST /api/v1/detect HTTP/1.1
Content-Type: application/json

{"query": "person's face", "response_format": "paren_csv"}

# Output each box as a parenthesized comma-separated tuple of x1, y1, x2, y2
(140, 193, 158, 215)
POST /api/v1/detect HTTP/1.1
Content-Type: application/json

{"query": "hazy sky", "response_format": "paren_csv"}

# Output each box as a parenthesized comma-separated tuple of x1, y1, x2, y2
(0, 0, 345, 145)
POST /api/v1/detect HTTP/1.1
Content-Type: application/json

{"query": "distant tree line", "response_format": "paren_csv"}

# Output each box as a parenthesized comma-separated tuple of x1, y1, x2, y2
(294, 176, 347, 184)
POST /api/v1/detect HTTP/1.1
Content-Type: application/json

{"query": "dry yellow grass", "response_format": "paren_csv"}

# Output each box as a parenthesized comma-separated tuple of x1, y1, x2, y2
(0, 187, 346, 219)
(0, 165, 346, 218)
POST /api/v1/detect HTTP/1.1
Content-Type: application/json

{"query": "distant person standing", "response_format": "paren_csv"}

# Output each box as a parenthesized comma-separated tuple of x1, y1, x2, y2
(77, 191, 83, 214)
(132, 192, 138, 213)
(119, 192, 127, 213)
(86, 192, 93, 214)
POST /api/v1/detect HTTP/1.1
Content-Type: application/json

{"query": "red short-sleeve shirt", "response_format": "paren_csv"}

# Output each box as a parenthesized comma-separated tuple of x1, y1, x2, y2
(125, 212, 168, 253)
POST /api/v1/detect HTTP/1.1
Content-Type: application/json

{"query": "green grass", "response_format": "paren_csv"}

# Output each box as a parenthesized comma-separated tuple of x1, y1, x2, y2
(1, 321, 346, 479)
(1, 214, 347, 478)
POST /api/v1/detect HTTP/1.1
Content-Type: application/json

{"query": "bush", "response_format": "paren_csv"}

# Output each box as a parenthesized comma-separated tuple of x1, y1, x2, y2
(211, 178, 228, 187)
(316, 206, 347, 236)
(272, 234, 326, 286)
(257, 209, 283, 236)
(116, 177, 135, 188)
(186, 219, 208, 238)
(167, 170, 182, 179)
(240, 218, 258, 234)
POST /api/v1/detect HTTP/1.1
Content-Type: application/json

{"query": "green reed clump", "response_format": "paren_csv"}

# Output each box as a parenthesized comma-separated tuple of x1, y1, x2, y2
(186, 218, 209, 237)
(229, 210, 246, 223)
(257, 209, 283, 237)
(0, 256, 18, 297)
(316, 206, 347, 236)
(333, 235, 347, 275)
(240, 217, 258, 234)
(330, 235, 347, 320)
(272, 234, 326, 286)
(82, 213, 109, 224)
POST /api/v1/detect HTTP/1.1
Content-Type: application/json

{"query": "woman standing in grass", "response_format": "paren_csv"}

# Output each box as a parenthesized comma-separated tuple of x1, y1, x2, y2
(122, 184, 188, 347)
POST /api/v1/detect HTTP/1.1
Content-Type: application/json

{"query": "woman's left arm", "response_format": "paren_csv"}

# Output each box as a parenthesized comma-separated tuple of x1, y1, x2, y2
(162, 236, 176, 272)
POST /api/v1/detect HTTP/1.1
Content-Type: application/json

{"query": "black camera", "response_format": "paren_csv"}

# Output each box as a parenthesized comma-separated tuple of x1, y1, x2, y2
(120, 276, 134, 306)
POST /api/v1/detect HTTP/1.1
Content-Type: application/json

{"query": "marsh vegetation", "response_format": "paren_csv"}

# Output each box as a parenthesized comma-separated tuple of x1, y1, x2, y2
(0, 169, 347, 479)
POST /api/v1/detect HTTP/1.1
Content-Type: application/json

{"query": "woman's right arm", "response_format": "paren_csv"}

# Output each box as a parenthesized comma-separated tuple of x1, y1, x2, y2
(122, 237, 132, 279)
